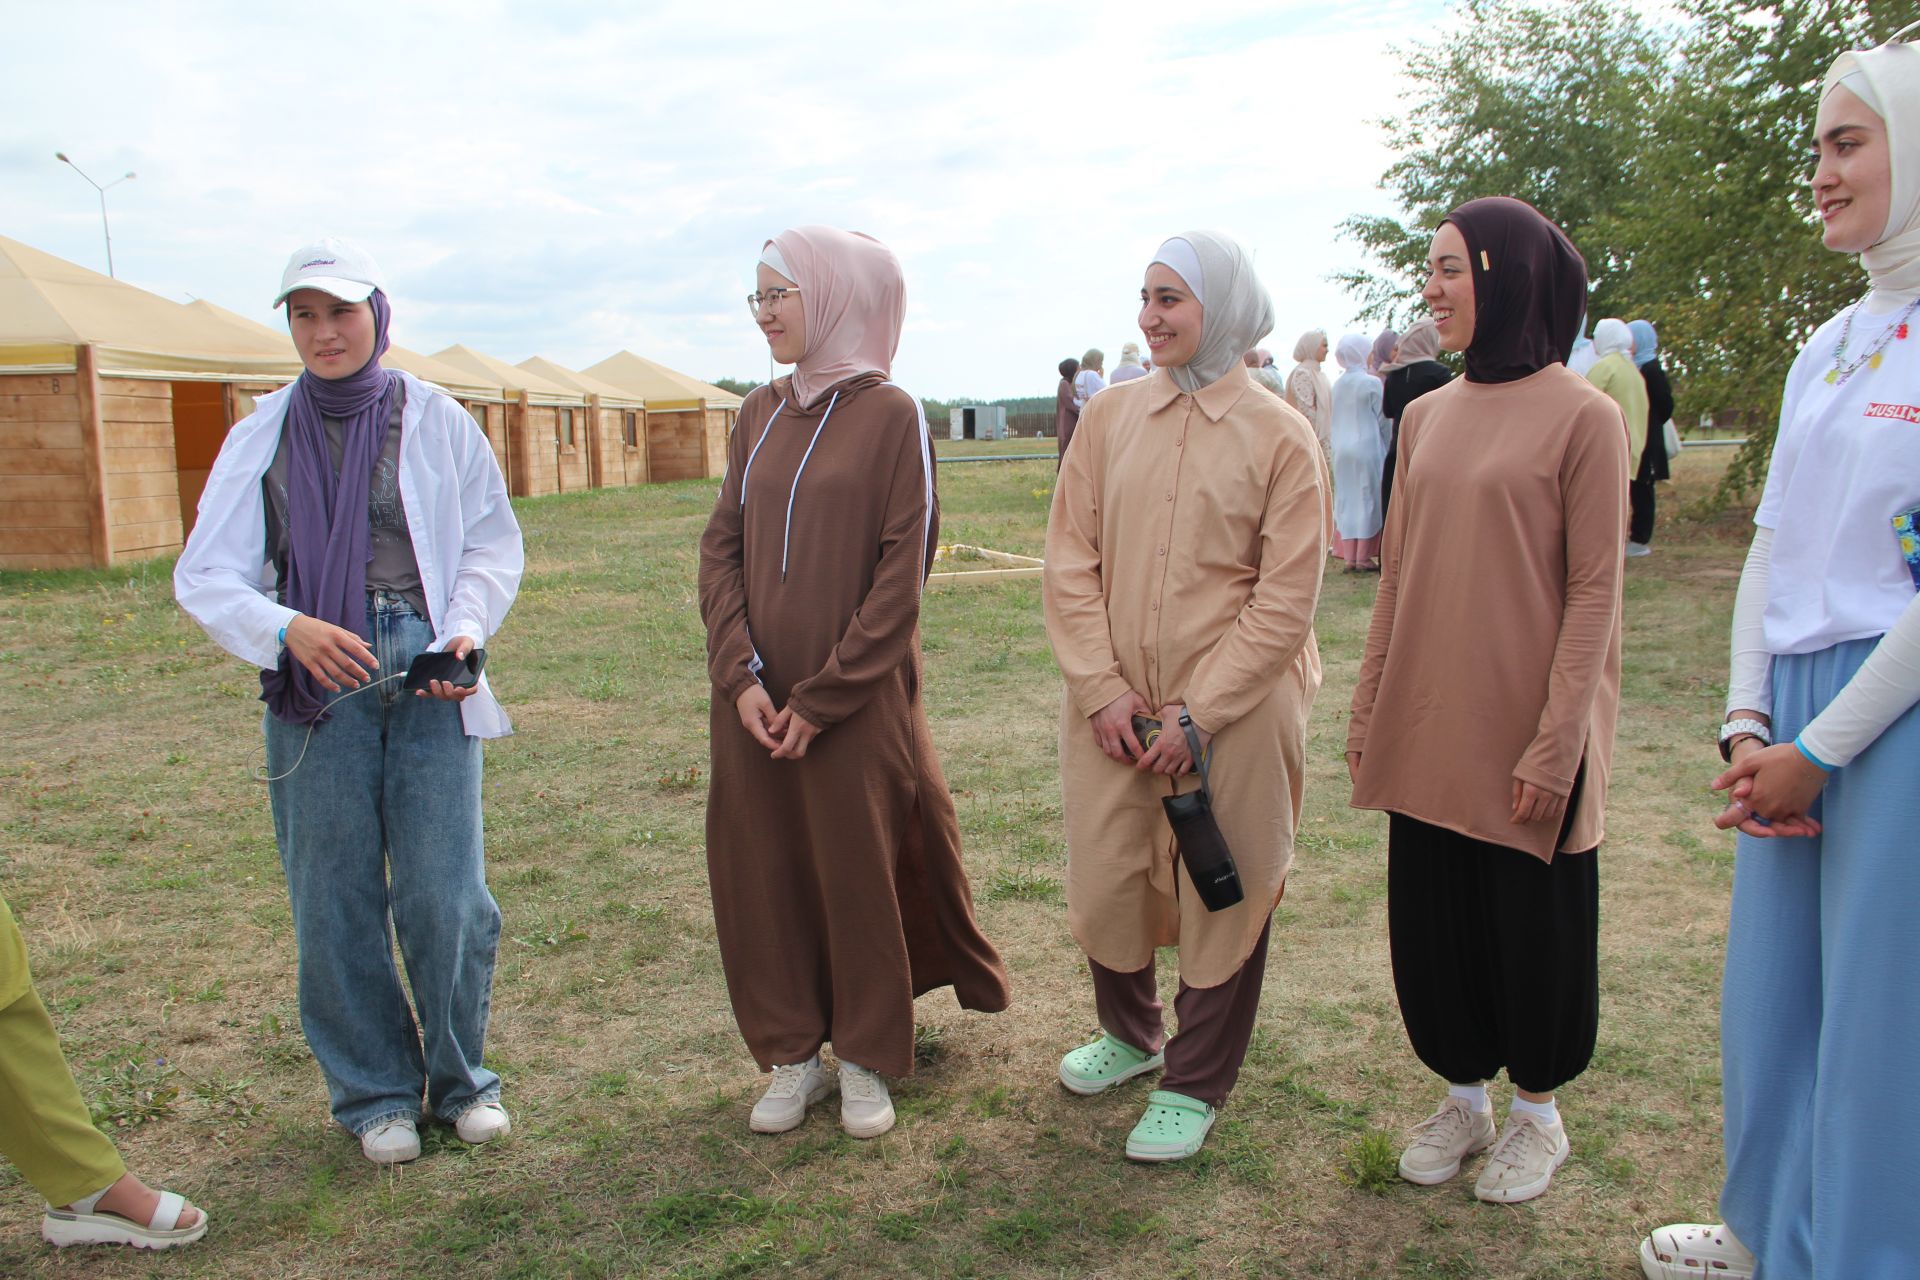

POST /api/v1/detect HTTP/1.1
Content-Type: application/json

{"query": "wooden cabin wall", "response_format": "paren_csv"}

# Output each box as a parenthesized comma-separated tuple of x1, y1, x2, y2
(104, 377, 185, 561)
(645, 409, 706, 482)
(0, 372, 92, 569)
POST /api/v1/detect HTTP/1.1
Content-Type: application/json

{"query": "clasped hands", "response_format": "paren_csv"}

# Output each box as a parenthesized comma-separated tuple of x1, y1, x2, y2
(1091, 690, 1211, 775)
(1710, 731, 1825, 839)
(736, 685, 822, 759)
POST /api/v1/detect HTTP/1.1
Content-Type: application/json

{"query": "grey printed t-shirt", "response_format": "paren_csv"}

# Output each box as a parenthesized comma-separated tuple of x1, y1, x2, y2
(262, 386, 429, 619)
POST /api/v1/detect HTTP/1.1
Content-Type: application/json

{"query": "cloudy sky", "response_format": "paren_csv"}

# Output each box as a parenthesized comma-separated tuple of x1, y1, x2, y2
(4, 0, 1451, 399)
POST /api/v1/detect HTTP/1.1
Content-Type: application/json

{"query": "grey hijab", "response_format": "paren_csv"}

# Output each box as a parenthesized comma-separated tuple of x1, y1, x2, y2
(1148, 231, 1275, 393)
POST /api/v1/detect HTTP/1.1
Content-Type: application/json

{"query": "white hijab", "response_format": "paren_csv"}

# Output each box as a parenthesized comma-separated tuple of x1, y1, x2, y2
(1148, 232, 1275, 393)
(1825, 35, 1920, 295)
(1592, 317, 1634, 359)
(1334, 333, 1372, 372)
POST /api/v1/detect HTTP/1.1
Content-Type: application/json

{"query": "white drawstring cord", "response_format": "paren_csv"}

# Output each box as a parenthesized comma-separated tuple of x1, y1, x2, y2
(250, 671, 407, 783)
(780, 388, 840, 581)
(738, 399, 786, 509)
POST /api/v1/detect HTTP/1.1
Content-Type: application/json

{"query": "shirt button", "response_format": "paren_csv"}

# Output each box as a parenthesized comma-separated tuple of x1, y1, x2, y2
(1157, 546, 1166, 556)
(1165, 491, 1173, 501)
(1151, 601, 1159, 611)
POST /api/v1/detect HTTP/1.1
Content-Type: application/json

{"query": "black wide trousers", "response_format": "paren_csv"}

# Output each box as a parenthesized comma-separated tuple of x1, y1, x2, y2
(1386, 814, 1600, 1095)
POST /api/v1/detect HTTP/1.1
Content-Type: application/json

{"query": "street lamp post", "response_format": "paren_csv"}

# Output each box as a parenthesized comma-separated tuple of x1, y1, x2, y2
(55, 153, 136, 278)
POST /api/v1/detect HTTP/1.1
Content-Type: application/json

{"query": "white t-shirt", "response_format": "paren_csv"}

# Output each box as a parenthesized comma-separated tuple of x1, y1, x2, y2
(1755, 301, 1920, 655)
(1073, 368, 1107, 407)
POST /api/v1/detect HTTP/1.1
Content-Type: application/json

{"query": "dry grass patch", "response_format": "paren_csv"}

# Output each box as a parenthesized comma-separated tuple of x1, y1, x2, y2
(0, 450, 1746, 1277)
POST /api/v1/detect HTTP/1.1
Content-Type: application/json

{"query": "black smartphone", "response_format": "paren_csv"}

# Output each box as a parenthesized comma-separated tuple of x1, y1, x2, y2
(403, 648, 486, 692)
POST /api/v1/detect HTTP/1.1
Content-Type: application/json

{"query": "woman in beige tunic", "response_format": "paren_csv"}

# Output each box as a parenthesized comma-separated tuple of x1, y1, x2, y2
(1044, 231, 1326, 1162)
(699, 226, 1010, 1142)
(1347, 197, 1626, 1206)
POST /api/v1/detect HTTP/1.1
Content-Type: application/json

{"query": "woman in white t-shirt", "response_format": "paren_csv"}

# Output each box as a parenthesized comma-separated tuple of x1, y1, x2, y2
(1640, 33, 1920, 1280)
(1073, 348, 1107, 407)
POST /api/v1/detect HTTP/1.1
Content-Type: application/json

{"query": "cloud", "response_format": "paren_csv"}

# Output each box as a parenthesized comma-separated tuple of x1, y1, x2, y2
(3, 0, 1445, 395)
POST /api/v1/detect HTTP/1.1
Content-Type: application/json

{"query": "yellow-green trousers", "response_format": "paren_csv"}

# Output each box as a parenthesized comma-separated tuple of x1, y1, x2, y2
(0, 893, 124, 1205)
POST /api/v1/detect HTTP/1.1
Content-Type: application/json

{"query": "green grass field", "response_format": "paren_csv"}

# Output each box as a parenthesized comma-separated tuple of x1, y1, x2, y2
(0, 449, 1752, 1278)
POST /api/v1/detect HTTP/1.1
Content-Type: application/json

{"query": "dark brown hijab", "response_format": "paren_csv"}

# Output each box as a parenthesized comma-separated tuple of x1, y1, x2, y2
(1441, 197, 1588, 385)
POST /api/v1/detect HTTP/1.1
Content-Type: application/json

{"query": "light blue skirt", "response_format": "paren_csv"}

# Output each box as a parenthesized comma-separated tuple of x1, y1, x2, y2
(1720, 636, 1920, 1277)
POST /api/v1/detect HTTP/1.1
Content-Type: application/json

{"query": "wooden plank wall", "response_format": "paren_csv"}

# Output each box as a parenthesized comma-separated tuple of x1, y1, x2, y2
(508, 399, 560, 498)
(555, 407, 590, 493)
(102, 377, 184, 561)
(461, 401, 511, 495)
(646, 409, 706, 482)
(616, 406, 648, 486)
(0, 372, 92, 569)
(703, 407, 734, 479)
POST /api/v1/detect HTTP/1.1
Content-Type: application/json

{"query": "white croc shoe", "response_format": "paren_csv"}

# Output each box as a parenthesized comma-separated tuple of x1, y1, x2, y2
(1639, 1223, 1756, 1280)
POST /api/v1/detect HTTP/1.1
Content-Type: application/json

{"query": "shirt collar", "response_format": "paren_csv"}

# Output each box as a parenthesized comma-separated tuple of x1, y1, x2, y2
(1144, 364, 1251, 422)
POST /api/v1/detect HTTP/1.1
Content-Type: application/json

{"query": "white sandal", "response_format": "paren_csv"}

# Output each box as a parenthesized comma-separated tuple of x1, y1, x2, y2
(1639, 1222, 1755, 1280)
(42, 1186, 207, 1250)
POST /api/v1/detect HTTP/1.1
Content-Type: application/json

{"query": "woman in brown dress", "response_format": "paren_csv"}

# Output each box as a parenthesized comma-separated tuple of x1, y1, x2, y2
(1347, 197, 1627, 1205)
(698, 225, 1009, 1140)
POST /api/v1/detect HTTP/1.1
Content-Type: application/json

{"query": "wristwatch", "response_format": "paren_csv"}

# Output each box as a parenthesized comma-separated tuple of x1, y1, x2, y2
(1719, 717, 1772, 762)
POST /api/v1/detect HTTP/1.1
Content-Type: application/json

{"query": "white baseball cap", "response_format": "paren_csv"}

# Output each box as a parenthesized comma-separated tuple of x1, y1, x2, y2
(272, 236, 387, 308)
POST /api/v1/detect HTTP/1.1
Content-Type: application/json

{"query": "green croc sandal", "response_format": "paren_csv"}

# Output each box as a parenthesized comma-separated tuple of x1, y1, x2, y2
(1058, 1033, 1164, 1096)
(1125, 1090, 1216, 1162)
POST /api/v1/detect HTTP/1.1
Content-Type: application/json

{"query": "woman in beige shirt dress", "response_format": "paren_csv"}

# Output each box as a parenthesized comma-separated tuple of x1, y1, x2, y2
(1347, 196, 1627, 1205)
(1044, 231, 1327, 1162)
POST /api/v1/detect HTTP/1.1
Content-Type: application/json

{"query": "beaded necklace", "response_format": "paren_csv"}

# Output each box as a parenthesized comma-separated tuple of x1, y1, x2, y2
(1827, 295, 1920, 386)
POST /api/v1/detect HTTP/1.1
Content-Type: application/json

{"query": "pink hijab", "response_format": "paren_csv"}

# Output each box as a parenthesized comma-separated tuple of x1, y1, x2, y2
(763, 225, 905, 409)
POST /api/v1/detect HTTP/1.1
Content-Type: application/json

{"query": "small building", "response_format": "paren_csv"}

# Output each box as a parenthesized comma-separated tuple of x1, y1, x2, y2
(516, 357, 649, 489)
(949, 404, 1008, 441)
(582, 350, 742, 482)
(430, 346, 591, 498)
(0, 235, 303, 569)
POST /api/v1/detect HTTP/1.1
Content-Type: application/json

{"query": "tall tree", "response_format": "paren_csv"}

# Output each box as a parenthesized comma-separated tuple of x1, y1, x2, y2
(1335, 0, 1670, 329)
(1341, 0, 1898, 497)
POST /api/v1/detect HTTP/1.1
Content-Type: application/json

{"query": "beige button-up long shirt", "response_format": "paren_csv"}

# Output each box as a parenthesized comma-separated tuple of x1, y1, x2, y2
(1044, 366, 1326, 986)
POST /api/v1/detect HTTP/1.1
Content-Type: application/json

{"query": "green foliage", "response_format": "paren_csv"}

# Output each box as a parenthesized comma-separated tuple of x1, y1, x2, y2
(1342, 0, 1894, 501)
(1342, 1128, 1402, 1194)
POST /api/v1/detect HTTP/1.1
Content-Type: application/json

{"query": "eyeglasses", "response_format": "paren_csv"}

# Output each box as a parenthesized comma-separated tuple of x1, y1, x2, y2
(747, 287, 800, 319)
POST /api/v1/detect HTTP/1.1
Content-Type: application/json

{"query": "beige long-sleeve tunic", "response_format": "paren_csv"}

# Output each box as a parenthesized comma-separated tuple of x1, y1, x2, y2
(1044, 367, 1326, 986)
(1347, 365, 1628, 861)
(699, 374, 1010, 1077)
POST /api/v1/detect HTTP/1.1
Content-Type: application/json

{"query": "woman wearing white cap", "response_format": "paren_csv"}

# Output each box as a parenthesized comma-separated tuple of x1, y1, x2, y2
(1641, 29, 1920, 1279)
(175, 238, 523, 1166)
(1044, 231, 1325, 1161)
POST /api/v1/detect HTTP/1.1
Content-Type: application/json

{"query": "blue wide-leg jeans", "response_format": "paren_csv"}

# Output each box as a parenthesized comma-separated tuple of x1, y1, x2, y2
(264, 593, 502, 1136)
(1720, 637, 1920, 1277)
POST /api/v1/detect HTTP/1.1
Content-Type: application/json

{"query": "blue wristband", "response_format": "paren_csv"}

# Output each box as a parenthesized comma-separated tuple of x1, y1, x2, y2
(277, 625, 288, 647)
(1793, 736, 1836, 773)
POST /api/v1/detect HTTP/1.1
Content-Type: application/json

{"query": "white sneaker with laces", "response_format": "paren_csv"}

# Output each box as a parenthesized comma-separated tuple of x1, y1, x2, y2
(1399, 1096, 1497, 1185)
(749, 1059, 833, 1134)
(1626, 541, 1653, 558)
(838, 1062, 896, 1139)
(359, 1117, 421, 1165)
(454, 1101, 511, 1144)
(1638, 1222, 1756, 1280)
(1472, 1111, 1569, 1203)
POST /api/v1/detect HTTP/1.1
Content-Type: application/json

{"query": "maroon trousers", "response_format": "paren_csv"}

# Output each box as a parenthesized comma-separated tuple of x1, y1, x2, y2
(1086, 919, 1272, 1106)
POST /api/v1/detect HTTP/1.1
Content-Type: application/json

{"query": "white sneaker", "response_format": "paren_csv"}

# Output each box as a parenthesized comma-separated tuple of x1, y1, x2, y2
(1473, 1111, 1569, 1203)
(1626, 541, 1653, 558)
(1639, 1223, 1755, 1280)
(749, 1059, 833, 1134)
(359, 1117, 421, 1165)
(1398, 1096, 1497, 1185)
(838, 1062, 896, 1139)
(454, 1102, 511, 1144)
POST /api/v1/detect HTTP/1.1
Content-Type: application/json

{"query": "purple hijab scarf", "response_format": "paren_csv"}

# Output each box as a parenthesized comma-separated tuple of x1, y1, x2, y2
(261, 289, 398, 725)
